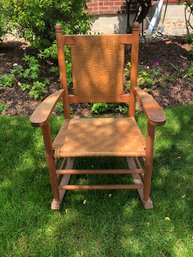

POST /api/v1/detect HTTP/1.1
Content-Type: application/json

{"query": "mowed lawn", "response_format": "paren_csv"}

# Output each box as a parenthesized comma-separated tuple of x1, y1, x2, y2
(0, 105, 193, 257)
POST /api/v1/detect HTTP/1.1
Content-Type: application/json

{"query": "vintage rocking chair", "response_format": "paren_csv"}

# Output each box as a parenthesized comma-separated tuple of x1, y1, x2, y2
(30, 22, 166, 210)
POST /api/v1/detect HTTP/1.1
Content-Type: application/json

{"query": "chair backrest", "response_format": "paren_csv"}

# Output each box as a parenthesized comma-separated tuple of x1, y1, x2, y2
(70, 35, 124, 103)
(55, 23, 140, 118)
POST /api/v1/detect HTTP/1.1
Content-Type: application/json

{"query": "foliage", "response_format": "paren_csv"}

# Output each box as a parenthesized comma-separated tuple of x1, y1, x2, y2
(0, 12, 6, 41)
(10, 55, 40, 81)
(1, 1, 92, 96)
(138, 70, 154, 88)
(10, 64, 24, 77)
(183, 62, 193, 79)
(29, 80, 49, 100)
(138, 67, 163, 88)
(0, 103, 6, 113)
(20, 83, 31, 91)
(184, 33, 193, 79)
(0, 105, 193, 256)
(188, 49, 193, 60)
(1, 0, 92, 49)
(186, 34, 193, 59)
(187, 33, 193, 45)
(91, 103, 116, 114)
(0, 74, 15, 87)
(50, 66, 59, 76)
(38, 43, 58, 60)
(65, 47, 73, 86)
(39, 45, 72, 85)
(2, 55, 49, 100)
(56, 101, 64, 113)
(164, 75, 175, 83)
(22, 55, 40, 80)
(91, 103, 128, 115)
(91, 63, 163, 115)
(125, 62, 163, 90)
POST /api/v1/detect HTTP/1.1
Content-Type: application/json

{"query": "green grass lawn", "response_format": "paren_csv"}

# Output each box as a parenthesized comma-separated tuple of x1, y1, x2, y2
(0, 105, 193, 257)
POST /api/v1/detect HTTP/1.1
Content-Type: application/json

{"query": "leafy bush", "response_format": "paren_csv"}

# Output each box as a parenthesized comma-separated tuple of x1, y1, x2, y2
(10, 55, 40, 80)
(10, 64, 24, 77)
(0, 18, 6, 41)
(22, 55, 40, 80)
(0, 74, 15, 87)
(50, 66, 59, 76)
(2, 56, 50, 100)
(125, 62, 163, 90)
(29, 80, 49, 100)
(0, 4, 7, 41)
(39, 45, 72, 85)
(0, 16, 5, 40)
(1, 0, 92, 49)
(91, 103, 128, 115)
(1, 1, 91, 96)
(91, 103, 116, 114)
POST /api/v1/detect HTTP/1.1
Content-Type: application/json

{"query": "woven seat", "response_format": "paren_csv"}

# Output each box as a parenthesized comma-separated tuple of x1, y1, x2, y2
(53, 118, 146, 158)
(30, 22, 166, 210)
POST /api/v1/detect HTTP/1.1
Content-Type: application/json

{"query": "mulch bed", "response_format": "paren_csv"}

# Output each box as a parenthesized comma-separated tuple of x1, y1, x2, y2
(0, 36, 192, 116)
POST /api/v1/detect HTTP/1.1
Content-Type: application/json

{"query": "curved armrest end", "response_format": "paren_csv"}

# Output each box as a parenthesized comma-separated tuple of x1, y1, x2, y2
(30, 89, 65, 127)
(134, 88, 166, 126)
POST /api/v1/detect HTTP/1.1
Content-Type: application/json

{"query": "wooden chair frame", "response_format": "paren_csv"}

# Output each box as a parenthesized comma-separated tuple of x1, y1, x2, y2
(30, 22, 166, 210)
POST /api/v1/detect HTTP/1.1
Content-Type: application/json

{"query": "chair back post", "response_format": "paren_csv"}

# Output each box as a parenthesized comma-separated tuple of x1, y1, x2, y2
(129, 22, 140, 117)
(55, 24, 70, 118)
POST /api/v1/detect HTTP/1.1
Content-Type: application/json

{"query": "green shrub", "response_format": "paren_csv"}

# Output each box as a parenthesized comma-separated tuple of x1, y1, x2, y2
(22, 55, 40, 80)
(0, 74, 15, 87)
(91, 103, 128, 115)
(91, 103, 115, 114)
(125, 62, 163, 90)
(1, 0, 92, 49)
(1, 55, 51, 100)
(0, 10, 6, 40)
(10, 64, 24, 77)
(50, 66, 59, 76)
(39, 45, 72, 85)
(10, 55, 40, 81)
(1, 1, 92, 94)
(29, 80, 49, 100)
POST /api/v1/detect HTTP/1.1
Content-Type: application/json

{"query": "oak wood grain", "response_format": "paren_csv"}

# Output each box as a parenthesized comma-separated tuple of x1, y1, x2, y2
(134, 87, 166, 126)
(30, 89, 64, 127)
(59, 184, 143, 190)
(56, 169, 144, 175)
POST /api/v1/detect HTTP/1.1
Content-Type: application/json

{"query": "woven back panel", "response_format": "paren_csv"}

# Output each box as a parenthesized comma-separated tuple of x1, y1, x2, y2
(70, 35, 125, 103)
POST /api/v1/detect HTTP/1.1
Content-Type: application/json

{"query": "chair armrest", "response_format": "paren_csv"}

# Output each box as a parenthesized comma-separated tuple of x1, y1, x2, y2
(134, 87, 166, 126)
(30, 89, 65, 127)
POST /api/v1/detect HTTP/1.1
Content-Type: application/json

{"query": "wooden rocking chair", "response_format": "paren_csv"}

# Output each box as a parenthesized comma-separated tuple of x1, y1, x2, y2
(30, 22, 166, 210)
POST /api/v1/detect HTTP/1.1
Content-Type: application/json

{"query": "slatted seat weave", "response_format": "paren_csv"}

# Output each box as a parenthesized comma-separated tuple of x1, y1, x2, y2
(53, 117, 146, 158)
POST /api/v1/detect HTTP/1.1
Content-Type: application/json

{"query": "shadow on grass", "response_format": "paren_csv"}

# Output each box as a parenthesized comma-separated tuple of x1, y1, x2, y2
(0, 105, 193, 256)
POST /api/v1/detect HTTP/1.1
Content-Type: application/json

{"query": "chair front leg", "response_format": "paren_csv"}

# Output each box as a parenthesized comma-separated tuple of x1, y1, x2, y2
(42, 121, 60, 203)
(143, 122, 155, 202)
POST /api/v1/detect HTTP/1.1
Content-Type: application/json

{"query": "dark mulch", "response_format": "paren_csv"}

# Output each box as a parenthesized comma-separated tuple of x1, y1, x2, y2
(139, 37, 193, 108)
(0, 37, 192, 116)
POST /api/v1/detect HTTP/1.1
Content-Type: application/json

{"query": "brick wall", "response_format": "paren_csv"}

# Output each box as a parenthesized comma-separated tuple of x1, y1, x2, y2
(87, 0, 137, 15)
(87, 1, 182, 16)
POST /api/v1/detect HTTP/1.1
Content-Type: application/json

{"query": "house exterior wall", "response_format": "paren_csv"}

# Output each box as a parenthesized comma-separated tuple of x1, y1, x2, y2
(87, 0, 190, 35)
(87, 0, 128, 15)
(160, 3, 192, 35)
